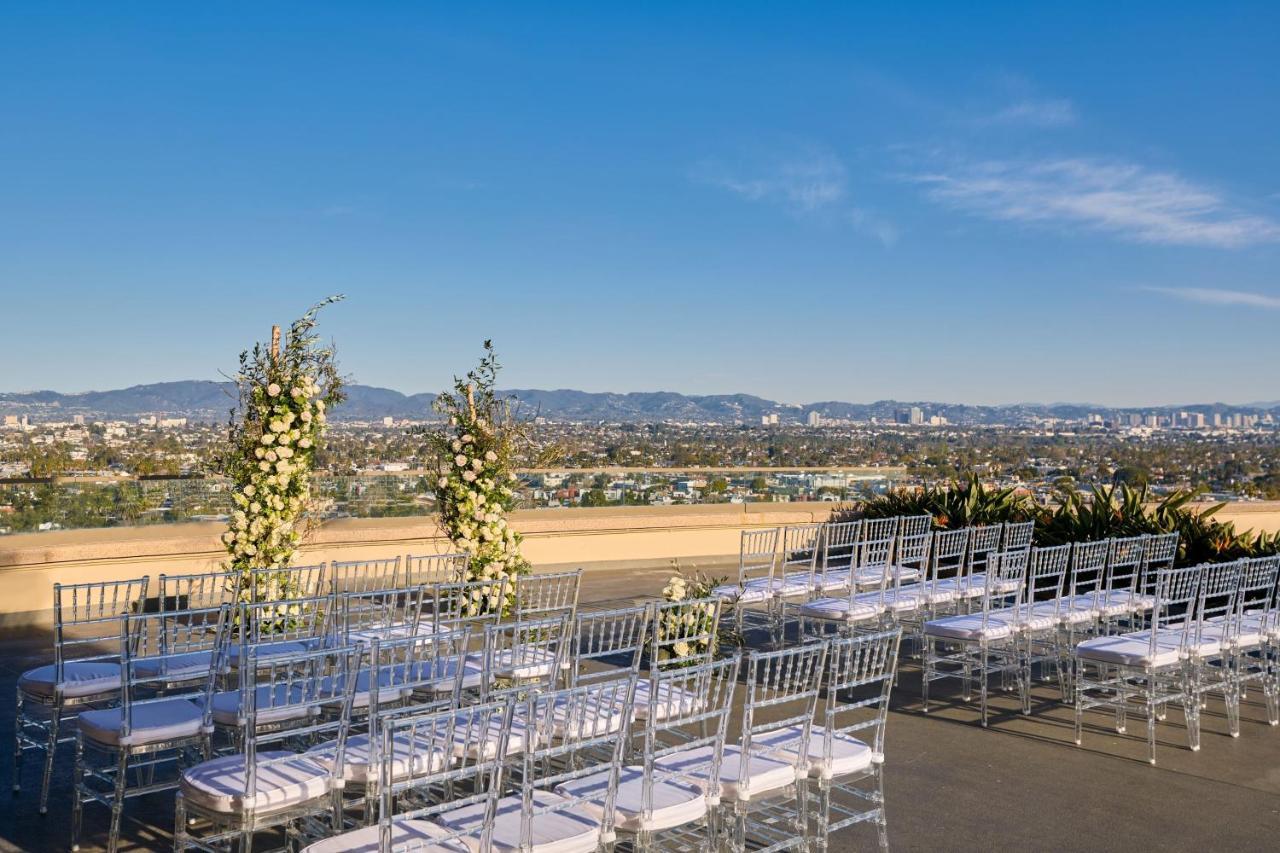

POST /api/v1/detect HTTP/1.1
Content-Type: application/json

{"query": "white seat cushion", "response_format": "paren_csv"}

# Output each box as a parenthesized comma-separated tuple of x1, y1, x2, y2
(453, 712, 535, 759)
(203, 685, 309, 727)
(18, 661, 121, 699)
(226, 641, 309, 665)
(631, 681, 704, 722)
(929, 576, 984, 600)
(302, 819, 470, 853)
(306, 732, 450, 785)
(853, 587, 925, 614)
(815, 569, 852, 592)
(489, 648, 560, 680)
(132, 651, 216, 682)
(79, 698, 206, 747)
(772, 573, 816, 597)
(180, 751, 330, 814)
(555, 765, 707, 833)
(1199, 616, 1269, 650)
(1018, 604, 1062, 633)
(753, 725, 875, 781)
(1076, 629, 1193, 668)
(437, 789, 601, 853)
(924, 613, 1017, 642)
(851, 565, 921, 587)
(798, 597, 882, 623)
(1096, 590, 1157, 615)
(712, 578, 775, 604)
(654, 744, 798, 802)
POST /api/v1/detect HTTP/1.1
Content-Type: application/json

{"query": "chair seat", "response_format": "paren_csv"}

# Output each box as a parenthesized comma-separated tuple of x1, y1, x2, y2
(1048, 595, 1103, 624)
(753, 725, 876, 781)
(549, 695, 628, 739)
(1075, 629, 1200, 668)
(489, 648, 560, 680)
(79, 698, 207, 747)
(814, 569, 853, 592)
(712, 578, 775, 604)
(946, 572, 1020, 598)
(302, 819, 470, 853)
(180, 751, 330, 814)
(772, 573, 817, 597)
(852, 587, 925, 614)
(1018, 604, 1063, 632)
(226, 641, 310, 665)
(798, 597, 882, 623)
(437, 789, 602, 853)
(203, 685, 310, 727)
(1199, 615, 1270, 650)
(654, 744, 798, 802)
(555, 765, 707, 833)
(18, 661, 121, 700)
(631, 680, 704, 721)
(923, 613, 1017, 642)
(929, 576, 985, 600)
(133, 651, 216, 682)
(453, 712, 535, 759)
(307, 731, 450, 785)
(1096, 590, 1157, 615)
(318, 669, 410, 709)
(850, 565, 921, 588)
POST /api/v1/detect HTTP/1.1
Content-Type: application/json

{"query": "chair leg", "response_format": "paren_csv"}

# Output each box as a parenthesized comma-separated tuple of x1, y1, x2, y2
(39, 701, 61, 814)
(71, 733, 85, 851)
(107, 747, 129, 853)
(1264, 669, 1279, 726)
(12, 687, 23, 793)
(874, 764, 889, 851)
(979, 648, 989, 727)
(1146, 695, 1158, 766)
(173, 791, 187, 853)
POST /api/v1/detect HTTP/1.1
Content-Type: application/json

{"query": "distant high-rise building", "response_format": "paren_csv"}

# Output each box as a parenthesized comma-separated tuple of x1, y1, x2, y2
(761, 413, 779, 426)
(382, 416, 395, 427)
(72, 414, 85, 426)
(910, 406, 924, 425)
(1143, 414, 1159, 428)
(806, 411, 823, 427)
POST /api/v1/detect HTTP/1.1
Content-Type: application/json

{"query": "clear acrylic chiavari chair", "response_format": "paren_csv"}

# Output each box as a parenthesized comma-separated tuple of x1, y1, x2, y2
(72, 605, 230, 853)
(808, 629, 902, 852)
(571, 603, 650, 687)
(712, 528, 782, 635)
(175, 642, 362, 851)
(14, 576, 150, 814)
(399, 552, 468, 589)
(158, 570, 236, 613)
(300, 699, 514, 852)
(1188, 560, 1244, 738)
(1097, 534, 1152, 629)
(330, 558, 402, 596)
(923, 552, 1030, 726)
(1075, 562, 1202, 764)
(797, 527, 898, 634)
(337, 587, 426, 643)
(240, 563, 329, 603)
(514, 568, 583, 622)
(814, 520, 861, 593)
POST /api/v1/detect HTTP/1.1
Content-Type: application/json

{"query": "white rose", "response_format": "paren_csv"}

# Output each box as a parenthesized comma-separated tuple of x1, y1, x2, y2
(462, 434, 474, 444)
(267, 383, 281, 397)
(451, 440, 462, 452)
(258, 461, 271, 471)
(485, 451, 498, 462)
(438, 477, 448, 488)
(462, 471, 476, 482)
(261, 433, 275, 445)
(244, 484, 256, 497)
(291, 387, 303, 398)
(270, 420, 286, 433)
(455, 455, 468, 467)
(298, 437, 312, 449)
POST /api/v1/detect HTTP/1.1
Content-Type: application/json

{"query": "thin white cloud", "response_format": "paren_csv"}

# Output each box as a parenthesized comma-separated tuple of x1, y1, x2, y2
(981, 97, 1078, 128)
(912, 158, 1280, 248)
(1144, 286, 1280, 309)
(700, 152, 847, 212)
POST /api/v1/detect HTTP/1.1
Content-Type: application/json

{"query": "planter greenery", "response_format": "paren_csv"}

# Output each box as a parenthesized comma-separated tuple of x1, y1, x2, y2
(850, 476, 1279, 564)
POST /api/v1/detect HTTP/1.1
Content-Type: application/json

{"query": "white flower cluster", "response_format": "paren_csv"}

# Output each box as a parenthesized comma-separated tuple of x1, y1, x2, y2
(222, 374, 328, 583)
(659, 572, 717, 661)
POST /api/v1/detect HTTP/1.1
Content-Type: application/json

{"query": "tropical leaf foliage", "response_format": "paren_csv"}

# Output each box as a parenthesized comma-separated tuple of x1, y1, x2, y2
(852, 477, 1280, 564)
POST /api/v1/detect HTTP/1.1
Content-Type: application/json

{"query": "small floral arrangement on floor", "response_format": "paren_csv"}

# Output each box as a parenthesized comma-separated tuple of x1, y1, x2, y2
(658, 566, 728, 662)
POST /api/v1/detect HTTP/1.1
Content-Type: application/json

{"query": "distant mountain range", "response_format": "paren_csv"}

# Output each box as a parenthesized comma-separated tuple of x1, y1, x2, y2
(0, 381, 1277, 425)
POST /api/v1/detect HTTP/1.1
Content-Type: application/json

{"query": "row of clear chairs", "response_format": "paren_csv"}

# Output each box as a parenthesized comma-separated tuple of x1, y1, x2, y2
(918, 534, 1180, 727)
(304, 628, 903, 853)
(12, 564, 581, 833)
(56, 582, 717, 851)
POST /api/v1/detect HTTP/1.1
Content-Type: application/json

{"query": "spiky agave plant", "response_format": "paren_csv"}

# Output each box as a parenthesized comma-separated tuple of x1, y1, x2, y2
(853, 474, 1035, 529)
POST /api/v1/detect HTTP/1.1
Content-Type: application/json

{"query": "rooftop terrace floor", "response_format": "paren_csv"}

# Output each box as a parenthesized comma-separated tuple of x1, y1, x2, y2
(2, 565, 1278, 851)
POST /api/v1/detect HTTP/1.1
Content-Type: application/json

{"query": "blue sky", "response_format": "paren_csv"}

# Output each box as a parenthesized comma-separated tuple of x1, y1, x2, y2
(2, 2, 1278, 406)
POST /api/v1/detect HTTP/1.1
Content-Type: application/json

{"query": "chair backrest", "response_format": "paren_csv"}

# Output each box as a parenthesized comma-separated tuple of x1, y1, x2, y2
(1104, 535, 1149, 603)
(236, 593, 333, 647)
(571, 604, 649, 685)
(819, 629, 902, 764)
(928, 527, 971, 589)
(860, 516, 899, 545)
(893, 530, 933, 577)
(821, 521, 862, 572)
(979, 552, 1028, 623)
(737, 643, 827, 799)
(399, 552, 468, 588)
(432, 578, 512, 623)
(241, 563, 328, 603)
(1068, 539, 1112, 603)
(737, 528, 780, 588)
(376, 700, 513, 851)
(514, 679, 635, 848)
(1023, 545, 1071, 619)
(897, 514, 933, 539)
(240, 643, 361, 803)
(779, 523, 824, 577)
(637, 655, 739, 826)
(967, 524, 1004, 574)
(337, 587, 425, 642)
(650, 597, 721, 670)
(851, 523, 897, 592)
(1001, 521, 1035, 552)
(1149, 564, 1202, 651)
(481, 615, 572, 700)
(515, 569, 582, 621)
(1194, 561, 1242, 646)
(1237, 556, 1280, 640)
(366, 627, 471, 711)
(158, 571, 233, 613)
(53, 577, 150, 672)
(329, 557, 401, 595)
(1142, 533, 1181, 592)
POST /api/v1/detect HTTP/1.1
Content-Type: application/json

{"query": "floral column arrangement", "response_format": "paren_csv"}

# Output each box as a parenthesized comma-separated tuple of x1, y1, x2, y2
(217, 297, 345, 606)
(422, 341, 532, 616)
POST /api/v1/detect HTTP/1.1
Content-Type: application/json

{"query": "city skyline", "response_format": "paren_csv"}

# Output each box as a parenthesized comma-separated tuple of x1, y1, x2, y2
(3, 4, 1278, 406)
